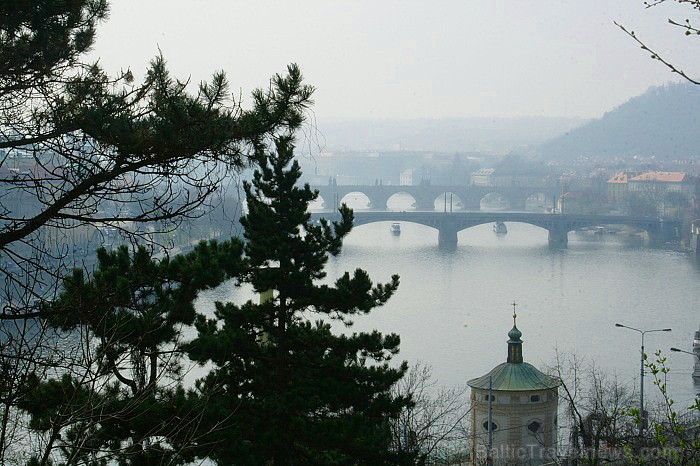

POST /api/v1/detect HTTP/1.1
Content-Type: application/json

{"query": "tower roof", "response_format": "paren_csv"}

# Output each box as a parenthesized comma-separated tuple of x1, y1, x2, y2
(467, 303, 560, 391)
(467, 362, 560, 391)
(508, 324, 522, 341)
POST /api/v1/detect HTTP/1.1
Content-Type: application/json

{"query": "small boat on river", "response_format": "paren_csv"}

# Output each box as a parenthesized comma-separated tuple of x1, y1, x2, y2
(493, 222, 507, 235)
(390, 223, 401, 236)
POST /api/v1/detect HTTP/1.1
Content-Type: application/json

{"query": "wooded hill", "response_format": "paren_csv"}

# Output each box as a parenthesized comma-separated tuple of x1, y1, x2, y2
(537, 82, 700, 161)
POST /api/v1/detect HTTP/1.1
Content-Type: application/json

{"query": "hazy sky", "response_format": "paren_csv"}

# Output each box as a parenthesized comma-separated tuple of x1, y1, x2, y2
(91, 0, 698, 120)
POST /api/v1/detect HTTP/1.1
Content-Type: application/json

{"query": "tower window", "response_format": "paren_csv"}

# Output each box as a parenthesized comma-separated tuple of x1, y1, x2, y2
(530, 395, 540, 402)
(482, 421, 498, 431)
(528, 421, 541, 433)
(484, 394, 495, 401)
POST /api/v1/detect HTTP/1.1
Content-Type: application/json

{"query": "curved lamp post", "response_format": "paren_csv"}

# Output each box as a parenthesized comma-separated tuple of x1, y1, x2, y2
(670, 347, 700, 379)
(615, 323, 672, 435)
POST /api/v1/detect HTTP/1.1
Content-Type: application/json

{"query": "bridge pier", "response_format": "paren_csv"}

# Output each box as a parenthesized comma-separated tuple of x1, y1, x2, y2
(438, 225, 458, 248)
(367, 193, 390, 210)
(548, 227, 568, 248)
(416, 195, 436, 211)
(646, 228, 662, 246)
(463, 199, 481, 210)
(649, 219, 681, 245)
(509, 198, 526, 211)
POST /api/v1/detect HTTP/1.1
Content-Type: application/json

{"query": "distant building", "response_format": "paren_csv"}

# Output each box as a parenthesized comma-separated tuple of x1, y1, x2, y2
(468, 311, 560, 466)
(491, 170, 551, 188)
(470, 168, 554, 188)
(470, 168, 496, 186)
(400, 169, 414, 186)
(628, 171, 695, 198)
(607, 172, 630, 205)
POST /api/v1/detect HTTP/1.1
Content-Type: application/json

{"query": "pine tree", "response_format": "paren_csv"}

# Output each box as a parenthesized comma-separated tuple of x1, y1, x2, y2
(188, 135, 410, 465)
(19, 240, 244, 465)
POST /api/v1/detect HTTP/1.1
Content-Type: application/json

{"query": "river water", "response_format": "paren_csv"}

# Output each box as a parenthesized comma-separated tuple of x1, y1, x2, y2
(195, 193, 700, 413)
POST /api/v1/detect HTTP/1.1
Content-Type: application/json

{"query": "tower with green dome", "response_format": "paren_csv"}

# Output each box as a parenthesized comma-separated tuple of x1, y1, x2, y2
(467, 304, 560, 465)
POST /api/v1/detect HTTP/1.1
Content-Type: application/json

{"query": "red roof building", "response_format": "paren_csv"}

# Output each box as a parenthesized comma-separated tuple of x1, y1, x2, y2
(628, 171, 695, 197)
(607, 172, 631, 205)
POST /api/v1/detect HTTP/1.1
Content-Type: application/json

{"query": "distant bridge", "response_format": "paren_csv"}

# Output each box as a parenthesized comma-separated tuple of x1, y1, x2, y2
(309, 211, 682, 248)
(312, 184, 560, 211)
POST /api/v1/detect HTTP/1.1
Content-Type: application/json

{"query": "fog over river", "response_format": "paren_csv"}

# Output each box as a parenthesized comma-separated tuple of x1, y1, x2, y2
(195, 195, 700, 412)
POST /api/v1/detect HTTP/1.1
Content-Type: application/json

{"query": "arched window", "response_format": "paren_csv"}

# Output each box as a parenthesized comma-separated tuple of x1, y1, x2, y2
(484, 394, 495, 402)
(530, 395, 540, 403)
(482, 421, 498, 432)
(528, 420, 542, 434)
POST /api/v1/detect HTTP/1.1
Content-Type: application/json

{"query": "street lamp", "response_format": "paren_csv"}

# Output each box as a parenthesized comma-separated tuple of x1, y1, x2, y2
(615, 323, 672, 435)
(670, 347, 700, 379)
(671, 347, 696, 356)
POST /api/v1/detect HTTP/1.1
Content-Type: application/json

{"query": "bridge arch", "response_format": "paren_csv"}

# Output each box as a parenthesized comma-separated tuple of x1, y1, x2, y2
(455, 219, 549, 232)
(339, 191, 372, 210)
(479, 192, 511, 211)
(309, 193, 327, 211)
(524, 192, 555, 212)
(456, 221, 555, 245)
(349, 220, 440, 239)
(433, 192, 464, 212)
(386, 192, 417, 211)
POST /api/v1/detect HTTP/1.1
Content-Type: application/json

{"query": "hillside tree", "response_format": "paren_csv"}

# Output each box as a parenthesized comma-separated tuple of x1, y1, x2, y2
(389, 363, 471, 465)
(550, 353, 638, 465)
(187, 135, 412, 466)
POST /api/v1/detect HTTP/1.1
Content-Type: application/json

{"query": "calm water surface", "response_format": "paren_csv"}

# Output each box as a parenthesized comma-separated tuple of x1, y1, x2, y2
(196, 195, 700, 410)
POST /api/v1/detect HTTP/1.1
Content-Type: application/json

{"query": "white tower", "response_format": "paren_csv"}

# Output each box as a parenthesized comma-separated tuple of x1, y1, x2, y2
(468, 306, 560, 465)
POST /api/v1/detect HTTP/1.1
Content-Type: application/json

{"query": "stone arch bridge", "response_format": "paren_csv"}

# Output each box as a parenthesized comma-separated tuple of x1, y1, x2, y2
(309, 211, 681, 248)
(313, 184, 560, 211)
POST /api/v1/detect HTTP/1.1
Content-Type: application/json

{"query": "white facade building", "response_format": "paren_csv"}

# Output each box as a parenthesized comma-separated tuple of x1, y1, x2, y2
(400, 168, 415, 186)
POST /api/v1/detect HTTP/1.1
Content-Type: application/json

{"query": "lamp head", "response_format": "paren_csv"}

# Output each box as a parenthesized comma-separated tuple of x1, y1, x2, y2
(615, 323, 624, 328)
(670, 347, 681, 352)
